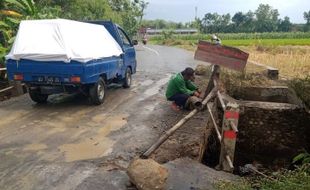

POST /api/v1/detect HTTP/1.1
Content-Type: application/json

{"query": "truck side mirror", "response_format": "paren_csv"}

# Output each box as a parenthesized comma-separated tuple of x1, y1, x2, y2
(132, 40, 138, 46)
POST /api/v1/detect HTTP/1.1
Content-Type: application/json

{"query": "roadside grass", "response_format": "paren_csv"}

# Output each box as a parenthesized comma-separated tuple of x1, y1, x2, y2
(223, 38, 310, 46)
(149, 32, 310, 41)
(150, 39, 310, 79)
(245, 46, 310, 78)
(217, 164, 310, 190)
(149, 38, 310, 47)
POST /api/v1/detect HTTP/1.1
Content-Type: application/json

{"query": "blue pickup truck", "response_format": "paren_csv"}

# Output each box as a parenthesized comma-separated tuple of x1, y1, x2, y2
(6, 20, 137, 105)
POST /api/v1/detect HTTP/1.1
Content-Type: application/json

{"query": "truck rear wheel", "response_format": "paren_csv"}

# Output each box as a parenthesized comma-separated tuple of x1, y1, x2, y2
(90, 78, 106, 105)
(123, 67, 132, 88)
(29, 90, 48, 103)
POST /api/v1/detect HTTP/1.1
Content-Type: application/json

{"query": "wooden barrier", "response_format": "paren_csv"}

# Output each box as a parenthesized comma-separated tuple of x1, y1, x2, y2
(0, 68, 25, 96)
(194, 41, 249, 71)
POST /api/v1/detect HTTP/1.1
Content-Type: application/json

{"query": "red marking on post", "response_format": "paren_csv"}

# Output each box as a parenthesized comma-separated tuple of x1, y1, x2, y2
(225, 111, 239, 119)
(224, 130, 237, 139)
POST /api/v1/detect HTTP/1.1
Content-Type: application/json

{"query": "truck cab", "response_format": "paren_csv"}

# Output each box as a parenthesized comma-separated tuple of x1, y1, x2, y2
(6, 19, 137, 105)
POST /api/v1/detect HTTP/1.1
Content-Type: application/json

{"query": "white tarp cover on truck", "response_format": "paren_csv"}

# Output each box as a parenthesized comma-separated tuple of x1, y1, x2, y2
(6, 19, 123, 63)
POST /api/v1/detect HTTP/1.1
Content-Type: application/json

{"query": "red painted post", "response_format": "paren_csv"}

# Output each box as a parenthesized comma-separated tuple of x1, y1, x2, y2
(219, 102, 239, 172)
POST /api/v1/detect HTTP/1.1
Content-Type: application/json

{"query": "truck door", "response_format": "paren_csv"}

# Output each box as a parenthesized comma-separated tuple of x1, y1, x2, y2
(117, 27, 136, 76)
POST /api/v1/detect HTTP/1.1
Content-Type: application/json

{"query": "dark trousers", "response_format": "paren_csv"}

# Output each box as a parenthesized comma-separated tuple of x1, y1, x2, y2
(168, 94, 190, 108)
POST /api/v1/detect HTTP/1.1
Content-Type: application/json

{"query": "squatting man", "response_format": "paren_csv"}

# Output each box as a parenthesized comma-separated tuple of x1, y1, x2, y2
(165, 67, 202, 110)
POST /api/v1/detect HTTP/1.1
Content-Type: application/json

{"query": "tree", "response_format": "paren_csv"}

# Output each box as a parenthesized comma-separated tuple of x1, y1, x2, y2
(304, 10, 310, 31)
(0, 0, 64, 64)
(108, 0, 148, 37)
(254, 4, 279, 32)
(232, 11, 255, 32)
(278, 16, 292, 32)
(201, 13, 231, 33)
(68, 0, 116, 20)
(192, 18, 203, 32)
(243, 11, 256, 32)
(137, 0, 148, 25)
(1, 0, 38, 64)
(232, 12, 246, 27)
(304, 10, 310, 24)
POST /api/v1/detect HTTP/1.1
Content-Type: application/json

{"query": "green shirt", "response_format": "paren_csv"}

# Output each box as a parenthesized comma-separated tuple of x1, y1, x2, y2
(166, 73, 198, 99)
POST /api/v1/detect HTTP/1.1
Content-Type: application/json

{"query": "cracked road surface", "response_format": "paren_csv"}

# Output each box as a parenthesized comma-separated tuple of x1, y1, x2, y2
(0, 45, 201, 190)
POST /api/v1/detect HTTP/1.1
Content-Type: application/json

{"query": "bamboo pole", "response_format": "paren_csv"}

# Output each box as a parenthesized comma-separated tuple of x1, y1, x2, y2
(225, 155, 234, 169)
(217, 91, 226, 110)
(206, 103, 222, 141)
(141, 88, 217, 158)
(0, 86, 14, 93)
(229, 120, 239, 133)
(249, 167, 276, 181)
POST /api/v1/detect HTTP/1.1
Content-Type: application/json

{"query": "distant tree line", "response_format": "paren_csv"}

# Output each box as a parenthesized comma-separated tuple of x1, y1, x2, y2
(141, 19, 185, 30)
(143, 4, 310, 33)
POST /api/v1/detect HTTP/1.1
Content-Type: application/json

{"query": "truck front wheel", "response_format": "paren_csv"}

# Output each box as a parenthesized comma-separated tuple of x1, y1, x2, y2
(29, 90, 48, 103)
(90, 78, 106, 105)
(123, 67, 132, 88)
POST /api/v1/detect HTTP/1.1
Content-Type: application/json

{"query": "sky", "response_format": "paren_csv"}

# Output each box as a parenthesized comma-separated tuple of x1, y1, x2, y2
(144, 0, 309, 24)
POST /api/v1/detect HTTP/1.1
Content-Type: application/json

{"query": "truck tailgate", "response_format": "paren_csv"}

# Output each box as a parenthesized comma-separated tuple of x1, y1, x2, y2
(6, 59, 84, 83)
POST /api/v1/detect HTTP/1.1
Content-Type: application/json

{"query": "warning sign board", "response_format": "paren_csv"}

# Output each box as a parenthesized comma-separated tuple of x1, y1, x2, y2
(194, 40, 249, 71)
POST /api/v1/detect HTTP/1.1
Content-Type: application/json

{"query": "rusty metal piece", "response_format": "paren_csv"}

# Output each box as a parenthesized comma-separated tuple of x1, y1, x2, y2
(185, 96, 202, 110)
(194, 40, 249, 71)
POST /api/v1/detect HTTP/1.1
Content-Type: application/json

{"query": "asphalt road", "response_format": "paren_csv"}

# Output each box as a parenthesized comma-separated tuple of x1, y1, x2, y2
(0, 45, 201, 190)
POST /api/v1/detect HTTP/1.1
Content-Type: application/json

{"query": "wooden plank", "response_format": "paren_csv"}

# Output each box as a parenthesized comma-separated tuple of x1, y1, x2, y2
(0, 86, 14, 93)
(194, 41, 249, 71)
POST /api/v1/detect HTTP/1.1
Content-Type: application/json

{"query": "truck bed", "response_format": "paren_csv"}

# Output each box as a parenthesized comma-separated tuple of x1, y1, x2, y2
(6, 57, 122, 85)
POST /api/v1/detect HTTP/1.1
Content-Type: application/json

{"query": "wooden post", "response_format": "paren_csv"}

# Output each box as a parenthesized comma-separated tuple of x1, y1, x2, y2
(219, 102, 239, 172)
(204, 65, 220, 98)
(266, 67, 279, 80)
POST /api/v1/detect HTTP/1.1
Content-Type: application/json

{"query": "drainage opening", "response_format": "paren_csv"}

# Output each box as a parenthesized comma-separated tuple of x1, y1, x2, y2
(201, 87, 310, 173)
